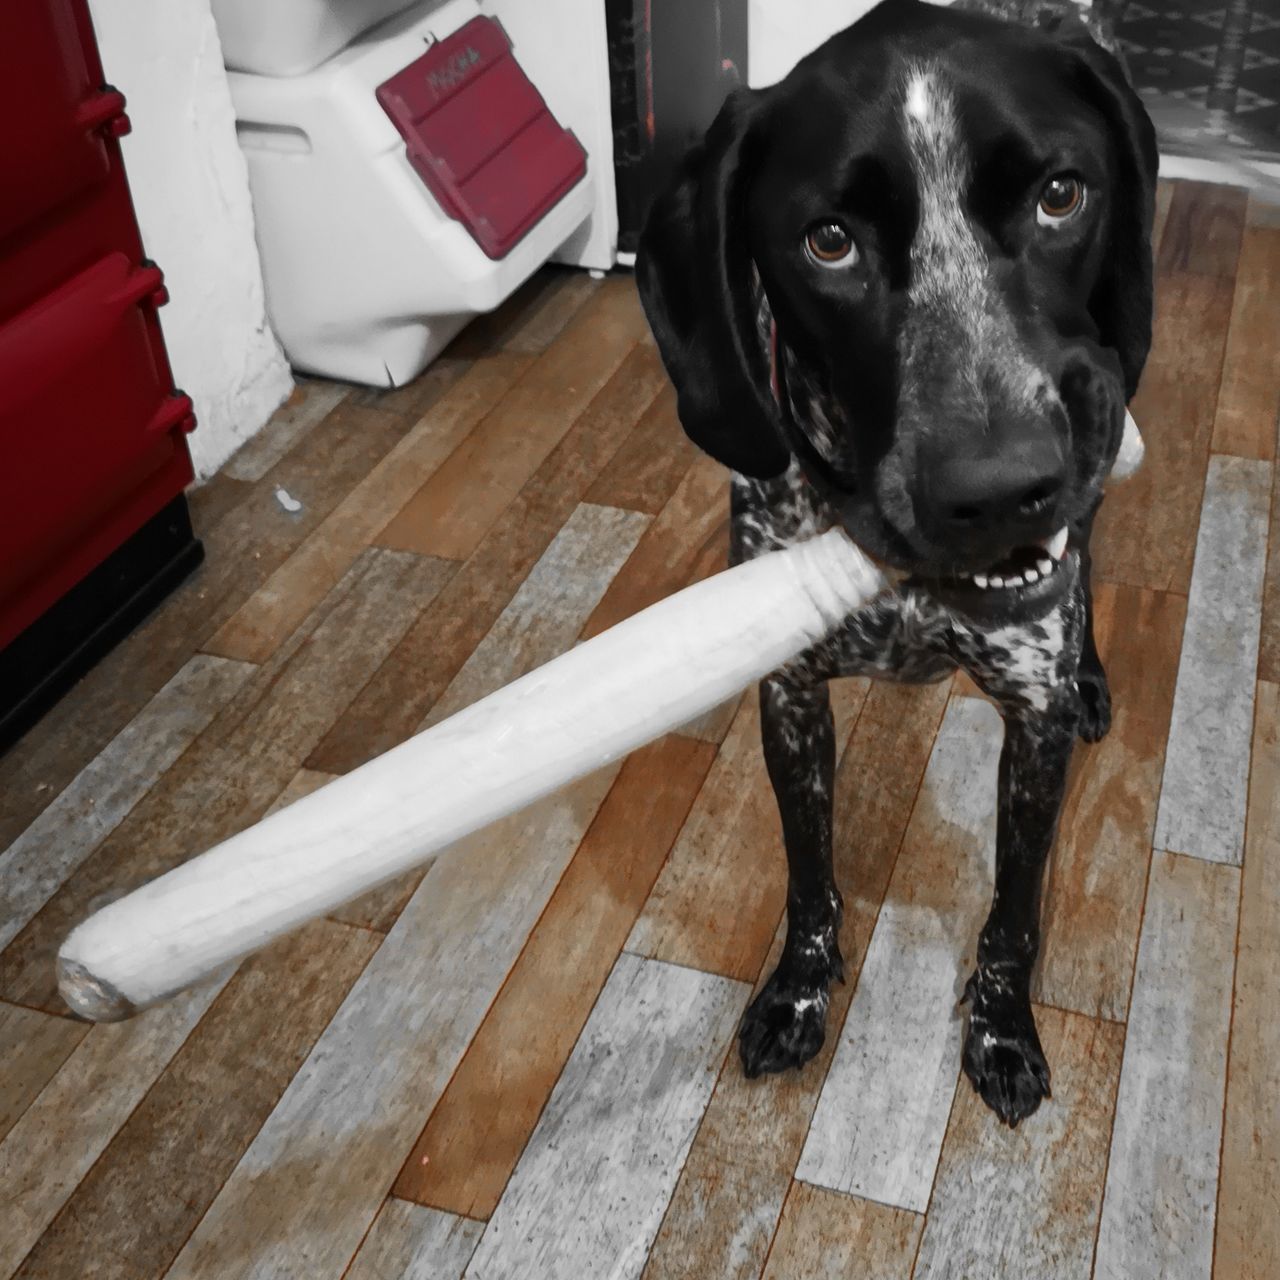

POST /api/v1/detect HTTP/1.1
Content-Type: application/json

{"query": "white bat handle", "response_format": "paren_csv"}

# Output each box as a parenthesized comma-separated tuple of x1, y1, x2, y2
(1110, 410, 1145, 483)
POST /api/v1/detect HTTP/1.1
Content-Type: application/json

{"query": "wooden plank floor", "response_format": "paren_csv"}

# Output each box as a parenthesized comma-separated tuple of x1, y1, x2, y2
(1, 186, 1277, 1279)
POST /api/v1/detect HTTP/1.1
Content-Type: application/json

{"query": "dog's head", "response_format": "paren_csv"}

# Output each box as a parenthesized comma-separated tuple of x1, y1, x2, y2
(638, 0, 1156, 621)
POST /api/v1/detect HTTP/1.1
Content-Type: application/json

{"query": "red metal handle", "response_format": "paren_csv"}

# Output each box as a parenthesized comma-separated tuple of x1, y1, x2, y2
(146, 392, 197, 437)
(75, 86, 131, 138)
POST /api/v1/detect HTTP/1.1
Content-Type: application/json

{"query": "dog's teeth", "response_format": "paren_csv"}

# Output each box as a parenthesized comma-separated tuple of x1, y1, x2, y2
(973, 574, 989, 589)
(990, 575, 1006, 589)
(1024, 567, 1040, 583)
(1036, 556, 1054, 575)
(1046, 527, 1068, 561)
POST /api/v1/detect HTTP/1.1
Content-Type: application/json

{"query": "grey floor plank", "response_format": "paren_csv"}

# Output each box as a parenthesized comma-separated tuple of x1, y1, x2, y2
(1155, 454, 1271, 864)
(1094, 851, 1240, 1280)
(0, 655, 254, 950)
(345, 1199, 482, 1280)
(222, 380, 351, 482)
(0, 1002, 87, 1144)
(161, 766, 621, 1280)
(796, 695, 1003, 1211)
(463, 953, 748, 1280)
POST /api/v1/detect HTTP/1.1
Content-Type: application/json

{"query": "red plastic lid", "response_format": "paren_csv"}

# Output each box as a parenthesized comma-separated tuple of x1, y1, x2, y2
(377, 16, 587, 260)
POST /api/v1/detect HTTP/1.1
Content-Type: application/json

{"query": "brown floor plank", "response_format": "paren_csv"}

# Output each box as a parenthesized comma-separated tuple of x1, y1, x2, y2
(0, 548, 453, 1011)
(262, 766, 337, 819)
(581, 452, 730, 641)
(205, 353, 528, 664)
(494, 268, 604, 355)
(1092, 271, 1235, 593)
(640, 679, 950, 1280)
(374, 279, 650, 562)
(0, 1003, 88, 1145)
(0, 981, 228, 1279)
(761, 1182, 922, 1280)
(912, 1007, 1124, 1280)
(584, 383, 702, 515)
(10, 919, 378, 1280)
(186, 472, 253, 531)
(1259, 466, 1280, 684)
(349, 353, 474, 420)
(626, 678, 869, 984)
(1211, 213, 1280, 460)
(1215, 680, 1280, 1280)
(222, 379, 353, 483)
(0, 393, 417, 851)
(309, 341, 667, 775)
(1035, 583, 1186, 1020)
(1156, 179, 1248, 278)
(394, 734, 716, 1219)
(449, 266, 601, 358)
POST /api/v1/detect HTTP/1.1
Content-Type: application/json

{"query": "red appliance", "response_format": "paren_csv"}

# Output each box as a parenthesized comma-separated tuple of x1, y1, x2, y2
(0, 0, 202, 751)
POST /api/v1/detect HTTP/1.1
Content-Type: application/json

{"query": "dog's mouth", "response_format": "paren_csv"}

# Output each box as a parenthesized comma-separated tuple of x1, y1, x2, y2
(912, 525, 1076, 621)
(941, 525, 1069, 591)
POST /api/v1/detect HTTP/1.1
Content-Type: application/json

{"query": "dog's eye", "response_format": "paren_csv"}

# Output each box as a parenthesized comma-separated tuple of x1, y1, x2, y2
(1037, 175, 1084, 226)
(805, 222, 858, 268)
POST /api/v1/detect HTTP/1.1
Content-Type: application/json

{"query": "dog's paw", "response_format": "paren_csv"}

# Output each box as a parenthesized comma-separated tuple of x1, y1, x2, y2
(961, 992, 1051, 1127)
(739, 972, 830, 1078)
(1076, 667, 1112, 743)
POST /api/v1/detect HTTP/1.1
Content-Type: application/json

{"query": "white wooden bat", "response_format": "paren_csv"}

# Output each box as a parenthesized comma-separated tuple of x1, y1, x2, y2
(56, 412, 1144, 1021)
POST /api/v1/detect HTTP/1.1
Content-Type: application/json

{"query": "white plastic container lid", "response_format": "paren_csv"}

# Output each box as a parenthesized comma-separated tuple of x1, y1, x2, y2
(211, 0, 431, 76)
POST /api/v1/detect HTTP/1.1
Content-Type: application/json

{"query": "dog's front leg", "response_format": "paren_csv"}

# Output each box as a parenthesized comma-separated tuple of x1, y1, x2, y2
(739, 671, 842, 1077)
(962, 697, 1078, 1126)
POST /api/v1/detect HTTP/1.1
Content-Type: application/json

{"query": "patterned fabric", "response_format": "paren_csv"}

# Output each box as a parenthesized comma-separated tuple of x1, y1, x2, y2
(951, 0, 1125, 54)
(1116, 0, 1280, 166)
(954, 0, 1278, 194)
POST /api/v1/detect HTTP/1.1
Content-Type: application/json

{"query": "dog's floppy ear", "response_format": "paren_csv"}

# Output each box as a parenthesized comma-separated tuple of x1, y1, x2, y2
(1061, 33, 1159, 400)
(636, 89, 791, 479)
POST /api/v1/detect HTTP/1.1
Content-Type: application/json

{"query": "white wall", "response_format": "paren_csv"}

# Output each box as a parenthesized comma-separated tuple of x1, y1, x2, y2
(749, 0, 882, 87)
(749, 0, 954, 88)
(88, 0, 293, 482)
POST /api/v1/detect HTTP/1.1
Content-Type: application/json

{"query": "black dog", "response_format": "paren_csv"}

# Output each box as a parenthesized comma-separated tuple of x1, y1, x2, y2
(636, 0, 1156, 1126)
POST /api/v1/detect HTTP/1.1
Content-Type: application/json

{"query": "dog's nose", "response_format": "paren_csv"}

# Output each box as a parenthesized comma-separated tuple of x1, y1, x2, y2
(925, 434, 1067, 540)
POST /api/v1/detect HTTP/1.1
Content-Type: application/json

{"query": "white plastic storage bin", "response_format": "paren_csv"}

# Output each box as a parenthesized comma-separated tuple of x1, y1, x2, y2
(221, 0, 595, 385)
(212, 0, 422, 77)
